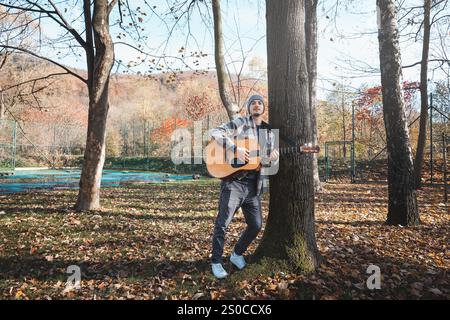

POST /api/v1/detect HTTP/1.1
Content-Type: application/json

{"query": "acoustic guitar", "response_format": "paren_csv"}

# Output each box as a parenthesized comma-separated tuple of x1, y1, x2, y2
(204, 137, 320, 178)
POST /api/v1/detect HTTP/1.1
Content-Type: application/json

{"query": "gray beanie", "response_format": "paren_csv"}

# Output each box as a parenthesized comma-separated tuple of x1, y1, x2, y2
(247, 94, 266, 114)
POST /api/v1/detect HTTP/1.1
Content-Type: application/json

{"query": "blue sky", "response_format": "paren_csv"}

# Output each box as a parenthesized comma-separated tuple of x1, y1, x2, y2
(37, 0, 445, 100)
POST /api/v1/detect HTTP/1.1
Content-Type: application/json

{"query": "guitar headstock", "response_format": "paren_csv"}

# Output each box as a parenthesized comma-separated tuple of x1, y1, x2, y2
(279, 143, 321, 155)
(299, 143, 320, 153)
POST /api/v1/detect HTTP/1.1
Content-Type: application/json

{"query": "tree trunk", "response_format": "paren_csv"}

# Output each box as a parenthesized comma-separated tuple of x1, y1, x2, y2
(414, 0, 431, 189)
(305, 0, 322, 192)
(75, 0, 115, 211)
(0, 91, 4, 120)
(212, 0, 240, 120)
(254, 0, 321, 271)
(376, 0, 420, 226)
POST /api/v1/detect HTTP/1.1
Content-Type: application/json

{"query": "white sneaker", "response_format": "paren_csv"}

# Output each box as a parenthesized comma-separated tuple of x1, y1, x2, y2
(230, 251, 246, 270)
(211, 263, 228, 279)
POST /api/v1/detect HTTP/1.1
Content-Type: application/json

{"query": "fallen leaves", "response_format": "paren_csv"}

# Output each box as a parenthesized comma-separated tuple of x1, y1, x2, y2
(0, 180, 448, 300)
(429, 288, 443, 296)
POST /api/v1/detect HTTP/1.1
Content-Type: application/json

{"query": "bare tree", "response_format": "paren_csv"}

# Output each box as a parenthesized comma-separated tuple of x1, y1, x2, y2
(321, 0, 449, 190)
(376, 0, 420, 226)
(323, 1, 449, 83)
(75, 0, 117, 211)
(153, 0, 261, 120)
(412, 0, 449, 189)
(212, 0, 242, 120)
(0, 0, 120, 211)
(413, 0, 431, 189)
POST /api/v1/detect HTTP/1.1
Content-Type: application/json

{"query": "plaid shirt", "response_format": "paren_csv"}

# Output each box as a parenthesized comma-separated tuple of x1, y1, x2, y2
(210, 115, 278, 196)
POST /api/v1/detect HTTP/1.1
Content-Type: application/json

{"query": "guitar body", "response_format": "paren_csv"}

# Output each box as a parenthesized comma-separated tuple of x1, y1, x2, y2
(205, 135, 320, 179)
(205, 137, 261, 179)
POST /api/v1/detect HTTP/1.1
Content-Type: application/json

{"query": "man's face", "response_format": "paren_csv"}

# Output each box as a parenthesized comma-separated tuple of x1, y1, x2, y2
(250, 99, 264, 116)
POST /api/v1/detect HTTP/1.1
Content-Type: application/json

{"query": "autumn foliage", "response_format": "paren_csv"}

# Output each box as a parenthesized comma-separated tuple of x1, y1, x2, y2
(150, 117, 192, 142)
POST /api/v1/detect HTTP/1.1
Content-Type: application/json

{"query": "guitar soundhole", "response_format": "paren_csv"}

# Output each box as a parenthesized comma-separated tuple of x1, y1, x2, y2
(230, 159, 247, 168)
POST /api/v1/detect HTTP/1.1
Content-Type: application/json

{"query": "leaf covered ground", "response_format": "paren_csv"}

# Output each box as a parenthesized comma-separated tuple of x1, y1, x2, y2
(0, 179, 448, 300)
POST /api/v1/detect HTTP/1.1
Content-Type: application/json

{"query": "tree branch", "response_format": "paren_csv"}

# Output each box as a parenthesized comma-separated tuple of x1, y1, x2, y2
(402, 58, 450, 68)
(46, 0, 87, 49)
(0, 72, 70, 93)
(0, 45, 87, 83)
(108, 0, 119, 16)
(0, 2, 56, 14)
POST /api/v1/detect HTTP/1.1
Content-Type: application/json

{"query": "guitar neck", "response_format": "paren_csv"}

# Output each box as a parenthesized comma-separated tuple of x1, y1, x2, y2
(279, 146, 301, 155)
(279, 145, 320, 155)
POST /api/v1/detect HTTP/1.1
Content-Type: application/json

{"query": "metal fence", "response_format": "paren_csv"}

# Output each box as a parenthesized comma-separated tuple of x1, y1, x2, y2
(2, 113, 227, 173)
(0, 119, 16, 172)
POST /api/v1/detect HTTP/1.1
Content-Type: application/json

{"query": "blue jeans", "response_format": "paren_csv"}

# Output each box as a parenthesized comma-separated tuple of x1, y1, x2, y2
(211, 178, 262, 264)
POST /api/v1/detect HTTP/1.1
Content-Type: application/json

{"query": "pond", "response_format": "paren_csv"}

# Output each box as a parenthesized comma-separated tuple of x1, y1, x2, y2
(0, 169, 194, 194)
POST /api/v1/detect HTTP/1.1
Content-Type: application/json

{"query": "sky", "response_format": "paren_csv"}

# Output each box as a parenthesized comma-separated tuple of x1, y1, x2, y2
(33, 0, 448, 101)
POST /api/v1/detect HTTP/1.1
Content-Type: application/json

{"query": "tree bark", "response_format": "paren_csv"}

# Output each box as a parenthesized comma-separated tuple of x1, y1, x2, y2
(75, 0, 115, 211)
(254, 0, 321, 271)
(212, 0, 240, 120)
(305, 0, 322, 192)
(413, 0, 431, 189)
(376, 0, 420, 226)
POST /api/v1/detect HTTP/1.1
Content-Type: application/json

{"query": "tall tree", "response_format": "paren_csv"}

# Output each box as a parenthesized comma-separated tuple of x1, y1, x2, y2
(376, 0, 420, 226)
(305, 0, 322, 192)
(211, 0, 266, 120)
(254, 0, 321, 271)
(413, 0, 431, 189)
(0, 0, 122, 211)
(75, 0, 116, 211)
(212, 0, 240, 120)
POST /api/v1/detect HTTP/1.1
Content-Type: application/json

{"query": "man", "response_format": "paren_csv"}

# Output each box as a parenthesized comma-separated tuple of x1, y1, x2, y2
(209, 94, 279, 279)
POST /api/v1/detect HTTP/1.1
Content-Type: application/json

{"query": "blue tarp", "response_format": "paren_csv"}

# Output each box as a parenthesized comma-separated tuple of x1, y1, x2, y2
(0, 169, 193, 194)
